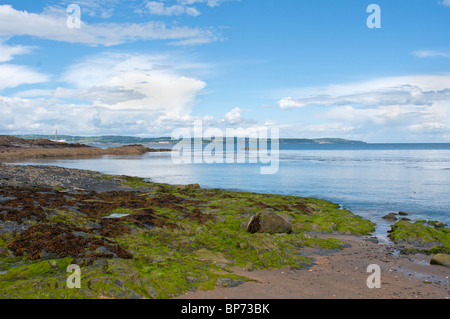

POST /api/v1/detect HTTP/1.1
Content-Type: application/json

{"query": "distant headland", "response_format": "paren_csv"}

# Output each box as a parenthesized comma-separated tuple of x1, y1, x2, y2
(11, 135, 367, 145)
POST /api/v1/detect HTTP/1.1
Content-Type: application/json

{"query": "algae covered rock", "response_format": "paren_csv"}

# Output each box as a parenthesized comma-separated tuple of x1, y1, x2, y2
(430, 254, 450, 268)
(382, 213, 398, 221)
(194, 248, 231, 268)
(388, 220, 449, 248)
(246, 210, 293, 234)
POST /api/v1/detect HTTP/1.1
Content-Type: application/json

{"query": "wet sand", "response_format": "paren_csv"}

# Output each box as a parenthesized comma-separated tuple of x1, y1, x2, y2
(176, 234, 449, 299)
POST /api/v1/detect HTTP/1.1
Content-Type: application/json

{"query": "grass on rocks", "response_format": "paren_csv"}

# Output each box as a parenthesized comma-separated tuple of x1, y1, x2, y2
(0, 174, 376, 299)
(388, 220, 450, 255)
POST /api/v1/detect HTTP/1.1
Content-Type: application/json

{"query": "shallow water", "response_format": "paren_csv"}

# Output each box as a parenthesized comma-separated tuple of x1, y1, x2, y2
(6, 143, 450, 240)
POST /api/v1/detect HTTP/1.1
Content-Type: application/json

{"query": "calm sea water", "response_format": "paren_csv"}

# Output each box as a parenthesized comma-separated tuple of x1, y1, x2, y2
(6, 143, 450, 241)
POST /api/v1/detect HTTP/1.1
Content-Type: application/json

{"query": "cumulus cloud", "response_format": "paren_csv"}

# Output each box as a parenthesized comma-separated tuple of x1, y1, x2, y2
(0, 94, 262, 137)
(58, 52, 207, 113)
(277, 75, 450, 141)
(223, 107, 243, 123)
(0, 51, 212, 136)
(0, 4, 218, 46)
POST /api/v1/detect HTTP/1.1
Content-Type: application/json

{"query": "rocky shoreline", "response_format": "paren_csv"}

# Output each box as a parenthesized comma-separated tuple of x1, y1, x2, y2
(0, 163, 448, 299)
(0, 135, 170, 160)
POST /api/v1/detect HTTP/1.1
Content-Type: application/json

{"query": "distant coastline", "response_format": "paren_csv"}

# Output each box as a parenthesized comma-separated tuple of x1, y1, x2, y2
(12, 134, 367, 145)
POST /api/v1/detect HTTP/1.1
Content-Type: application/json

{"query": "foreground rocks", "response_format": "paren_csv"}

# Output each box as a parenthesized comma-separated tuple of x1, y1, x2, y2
(0, 163, 378, 299)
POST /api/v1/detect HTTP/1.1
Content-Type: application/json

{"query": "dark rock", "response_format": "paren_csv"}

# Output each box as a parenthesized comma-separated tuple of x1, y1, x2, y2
(382, 213, 398, 221)
(247, 210, 292, 234)
(398, 212, 409, 216)
(246, 215, 261, 234)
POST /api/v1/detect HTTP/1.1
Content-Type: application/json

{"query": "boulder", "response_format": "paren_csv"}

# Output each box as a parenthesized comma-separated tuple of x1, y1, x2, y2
(382, 213, 398, 221)
(430, 254, 450, 268)
(246, 210, 292, 234)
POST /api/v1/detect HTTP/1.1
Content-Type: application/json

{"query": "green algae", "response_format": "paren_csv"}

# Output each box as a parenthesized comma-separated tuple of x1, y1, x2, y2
(0, 173, 377, 299)
(389, 220, 449, 255)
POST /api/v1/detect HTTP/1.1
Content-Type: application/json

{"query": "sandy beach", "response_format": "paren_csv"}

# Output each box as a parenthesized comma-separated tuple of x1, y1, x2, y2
(176, 234, 449, 299)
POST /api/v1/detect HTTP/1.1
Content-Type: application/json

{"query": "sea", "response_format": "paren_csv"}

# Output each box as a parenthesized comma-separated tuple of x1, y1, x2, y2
(6, 143, 450, 242)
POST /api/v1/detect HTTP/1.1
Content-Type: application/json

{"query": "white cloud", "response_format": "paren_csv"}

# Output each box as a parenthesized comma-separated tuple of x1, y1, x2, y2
(440, 0, 450, 7)
(146, 2, 200, 16)
(0, 64, 48, 90)
(0, 50, 227, 136)
(178, 0, 232, 7)
(58, 52, 207, 113)
(0, 94, 260, 137)
(0, 39, 48, 90)
(144, 0, 236, 16)
(0, 4, 218, 46)
(51, 0, 120, 19)
(223, 107, 243, 123)
(278, 75, 450, 109)
(277, 75, 450, 141)
(53, 86, 147, 105)
(0, 39, 35, 62)
(413, 50, 450, 58)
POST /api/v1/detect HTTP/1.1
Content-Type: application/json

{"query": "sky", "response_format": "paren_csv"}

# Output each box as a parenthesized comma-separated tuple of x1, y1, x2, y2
(0, 0, 450, 142)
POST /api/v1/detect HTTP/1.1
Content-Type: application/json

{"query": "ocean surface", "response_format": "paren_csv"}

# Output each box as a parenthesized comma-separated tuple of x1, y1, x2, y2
(6, 143, 450, 242)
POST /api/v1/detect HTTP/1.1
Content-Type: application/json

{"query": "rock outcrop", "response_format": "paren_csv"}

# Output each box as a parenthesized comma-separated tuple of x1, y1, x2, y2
(246, 209, 293, 234)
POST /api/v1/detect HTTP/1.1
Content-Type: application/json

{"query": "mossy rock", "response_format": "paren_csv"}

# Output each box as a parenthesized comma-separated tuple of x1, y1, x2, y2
(382, 213, 398, 221)
(388, 220, 450, 247)
(430, 254, 450, 268)
(246, 210, 292, 234)
(193, 248, 231, 268)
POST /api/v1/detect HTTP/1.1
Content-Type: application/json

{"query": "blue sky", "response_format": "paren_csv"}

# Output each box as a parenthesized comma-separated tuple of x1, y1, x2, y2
(0, 0, 450, 142)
